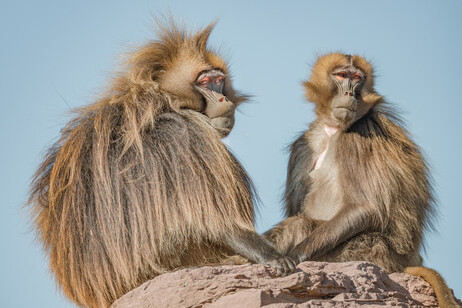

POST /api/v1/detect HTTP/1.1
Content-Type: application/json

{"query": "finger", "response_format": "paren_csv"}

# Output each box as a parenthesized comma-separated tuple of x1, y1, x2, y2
(270, 259, 284, 276)
(286, 257, 296, 272)
(282, 258, 293, 276)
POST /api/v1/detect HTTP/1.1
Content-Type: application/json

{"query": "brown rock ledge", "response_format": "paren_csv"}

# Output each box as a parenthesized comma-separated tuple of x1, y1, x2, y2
(112, 261, 459, 307)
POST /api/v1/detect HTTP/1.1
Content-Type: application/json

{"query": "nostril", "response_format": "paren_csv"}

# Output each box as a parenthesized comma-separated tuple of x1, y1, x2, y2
(344, 92, 348, 96)
(349, 93, 352, 96)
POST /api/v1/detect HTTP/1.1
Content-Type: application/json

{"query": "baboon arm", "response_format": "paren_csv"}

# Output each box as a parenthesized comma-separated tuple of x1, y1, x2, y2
(289, 205, 371, 261)
(285, 133, 313, 217)
(224, 229, 296, 274)
(225, 230, 281, 263)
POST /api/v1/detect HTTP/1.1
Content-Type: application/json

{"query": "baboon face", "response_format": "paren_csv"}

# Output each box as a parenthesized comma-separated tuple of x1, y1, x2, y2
(193, 68, 231, 114)
(157, 42, 240, 113)
(329, 65, 366, 126)
(303, 53, 382, 129)
(126, 23, 245, 131)
(195, 69, 225, 94)
(193, 68, 237, 136)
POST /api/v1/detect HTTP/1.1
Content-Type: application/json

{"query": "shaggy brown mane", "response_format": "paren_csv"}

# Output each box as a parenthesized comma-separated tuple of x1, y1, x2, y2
(27, 21, 256, 308)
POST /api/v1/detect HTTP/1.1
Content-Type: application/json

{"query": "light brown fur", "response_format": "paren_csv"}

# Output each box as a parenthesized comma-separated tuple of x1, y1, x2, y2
(266, 53, 458, 307)
(26, 21, 293, 308)
(405, 267, 460, 307)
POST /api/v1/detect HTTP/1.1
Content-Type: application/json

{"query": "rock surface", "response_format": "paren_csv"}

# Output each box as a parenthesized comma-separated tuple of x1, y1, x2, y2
(112, 261, 459, 307)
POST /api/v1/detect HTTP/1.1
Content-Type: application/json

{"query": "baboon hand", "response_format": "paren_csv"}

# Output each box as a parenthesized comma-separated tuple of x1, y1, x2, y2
(264, 255, 296, 276)
(288, 246, 309, 264)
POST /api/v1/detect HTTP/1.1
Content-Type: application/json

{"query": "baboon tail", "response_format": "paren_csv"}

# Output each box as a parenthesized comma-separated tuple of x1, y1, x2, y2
(404, 266, 460, 308)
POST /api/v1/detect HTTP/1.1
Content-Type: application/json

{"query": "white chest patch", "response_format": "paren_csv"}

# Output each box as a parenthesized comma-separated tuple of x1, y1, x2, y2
(313, 124, 339, 170)
(305, 124, 342, 221)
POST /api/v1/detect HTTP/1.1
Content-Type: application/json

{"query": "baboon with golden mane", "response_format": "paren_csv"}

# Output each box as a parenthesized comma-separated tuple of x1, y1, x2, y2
(27, 22, 294, 308)
(265, 53, 459, 307)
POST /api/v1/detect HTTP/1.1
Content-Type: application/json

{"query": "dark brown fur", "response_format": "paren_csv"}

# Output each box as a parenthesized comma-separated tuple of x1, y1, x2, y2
(266, 53, 458, 307)
(27, 22, 292, 308)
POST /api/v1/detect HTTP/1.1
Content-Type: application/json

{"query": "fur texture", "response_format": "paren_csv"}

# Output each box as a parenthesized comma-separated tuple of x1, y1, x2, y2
(405, 267, 460, 307)
(267, 53, 435, 272)
(266, 53, 461, 307)
(27, 22, 259, 308)
(267, 53, 434, 271)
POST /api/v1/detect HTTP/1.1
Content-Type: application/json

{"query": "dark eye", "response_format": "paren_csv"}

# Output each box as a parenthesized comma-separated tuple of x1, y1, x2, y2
(352, 74, 362, 80)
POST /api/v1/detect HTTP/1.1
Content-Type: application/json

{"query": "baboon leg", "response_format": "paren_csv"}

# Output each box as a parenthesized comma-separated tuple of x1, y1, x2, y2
(320, 234, 459, 307)
(264, 216, 318, 255)
(316, 232, 409, 273)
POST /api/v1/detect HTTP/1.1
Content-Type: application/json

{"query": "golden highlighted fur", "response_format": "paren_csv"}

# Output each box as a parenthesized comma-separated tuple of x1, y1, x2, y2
(266, 53, 458, 308)
(27, 22, 257, 307)
(405, 267, 459, 307)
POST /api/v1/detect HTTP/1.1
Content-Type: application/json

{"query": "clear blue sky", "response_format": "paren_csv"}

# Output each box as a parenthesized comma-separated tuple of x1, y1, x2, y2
(1, 1, 461, 307)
